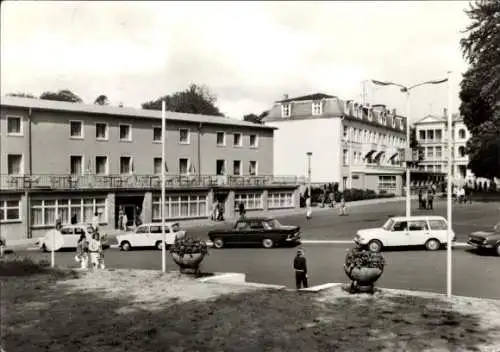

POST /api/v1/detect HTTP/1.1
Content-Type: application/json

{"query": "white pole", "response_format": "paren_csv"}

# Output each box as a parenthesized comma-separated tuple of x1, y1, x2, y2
(446, 71, 453, 298)
(348, 130, 353, 189)
(161, 101, 166, 273)
(405, 92, 411, 218)
(51, 231, 55, 268)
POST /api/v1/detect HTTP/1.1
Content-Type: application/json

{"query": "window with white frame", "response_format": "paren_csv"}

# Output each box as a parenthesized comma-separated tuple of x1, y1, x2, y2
(153, 127, 162, 142)
(95, 156, 108, 175)
(234, 193, 263, 210)
(119, 124, 132, 141)
(152, 194, 207, 219)
(267, 192, 294, 209)
(7, 154, 23, 175)
(281, 104, 291, 118)
(312, 101, 322, 116)
(343, 126, 348, 138)
(70, 121, 83, 138)
(0, 199, 21, 222)
(435, 146, 442, 158)
(70, 156, 83, 175)
(179, 158, 189, 175)
(426, 147, 434, 158)
(216, 160, 226, 176)
(179, 128, 190, 144)
(120, 156, 132, 174)
(233, 160, 241, 176)
(7, 116, 22, 136)
(233, 133, 242, 147)
(458, 129, 466, 140)
(216, 132, 226, 146)
(249, 161, 257, 176)
(249, 134, 258, 148)
(154, 158, 162, 174)
(343, 149, 348, 165)
(378, 176, 396, 192)
(31, 198, 106, 226)
(95, 123, 108, 140)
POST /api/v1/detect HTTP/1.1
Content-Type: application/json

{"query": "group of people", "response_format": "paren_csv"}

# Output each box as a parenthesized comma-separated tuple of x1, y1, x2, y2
(453, 185, 472, 204)
(211, 201, 225, 221)
(75, 214, 106, 270)
(418, 186, 436, 210)
(117, 206, 142, 231)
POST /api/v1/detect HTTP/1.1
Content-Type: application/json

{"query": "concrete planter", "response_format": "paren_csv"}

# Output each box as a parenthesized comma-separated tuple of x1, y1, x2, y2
(344, 265, 383, 294)
(171, 252, 205, 275)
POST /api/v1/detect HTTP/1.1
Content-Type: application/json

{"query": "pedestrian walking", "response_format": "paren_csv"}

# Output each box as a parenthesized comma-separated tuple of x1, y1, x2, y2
(422, 191, 428, 210)
(71, 213, 78, 225)
(92, 211, 100, 231)
(339, 196, 348, 216)
(293, 249, 308, 289)
(55, 214, 62, 231)
(75, 233, 89, 269)
(122, 213, 128, 231)
(238, 202, 246, 219)
(305, 196, 312, 220)
(427, 189, 434, 210)
(217, 203, 225, 221)
(418, 188, 423, 209)
(88, 231, 102, 270)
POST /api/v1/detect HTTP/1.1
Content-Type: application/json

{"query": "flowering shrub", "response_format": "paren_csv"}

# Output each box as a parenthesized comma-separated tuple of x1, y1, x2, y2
(169, 236, 209, 257)
(345, 247, 385, 271)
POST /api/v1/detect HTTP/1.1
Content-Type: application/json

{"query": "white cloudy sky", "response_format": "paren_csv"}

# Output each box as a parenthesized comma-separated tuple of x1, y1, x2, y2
(1, 1, 470, 121)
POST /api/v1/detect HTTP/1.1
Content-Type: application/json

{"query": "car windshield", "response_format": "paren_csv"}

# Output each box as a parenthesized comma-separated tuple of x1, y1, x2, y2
(382, 219, 395, 231)
(264, 219, 281, 229)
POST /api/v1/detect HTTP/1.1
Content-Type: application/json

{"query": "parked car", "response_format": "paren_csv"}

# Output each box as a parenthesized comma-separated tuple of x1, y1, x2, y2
(37, 224, 109, 251)
(116, 222, 186, 251)
(354, 215, 456, 252)
(466, 225, 500, 256)
(208, 217, 301, 249)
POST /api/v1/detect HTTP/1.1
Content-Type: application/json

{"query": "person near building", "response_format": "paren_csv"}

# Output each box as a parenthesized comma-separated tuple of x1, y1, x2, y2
(55, 214, 63, 231)
(305, 195, 312, 220)
(88, 231, 102, 270)
(427, 188, 434, 210)
(75, 232, 89, 270)
(71, 213, 78, 225)
(122, 212, 128, 231)
(238, 202, 246, 219)
(339, 196, 348, 215)
(92, 212, 100, 231)
(293, 249, 308, 289)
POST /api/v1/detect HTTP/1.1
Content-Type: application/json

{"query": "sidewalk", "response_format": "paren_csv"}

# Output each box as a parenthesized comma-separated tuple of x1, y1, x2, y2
(5, 195, 415, 250)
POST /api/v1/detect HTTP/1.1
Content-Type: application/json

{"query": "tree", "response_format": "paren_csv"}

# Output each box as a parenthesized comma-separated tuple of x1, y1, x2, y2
(6, 92, 37, 99)
(409, 127, 424, 164)
(141, 84, 224, 116)
(40, 89, 83, 103)
(94, 94, 109, 105)
(459, 0, 500, 178)
(243, 110, 269, 124)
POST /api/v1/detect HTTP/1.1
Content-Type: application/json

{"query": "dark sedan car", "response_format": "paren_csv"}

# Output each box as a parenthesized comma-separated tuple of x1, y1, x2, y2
(467, 225, 500, 256)
(208, 217, 301, 249)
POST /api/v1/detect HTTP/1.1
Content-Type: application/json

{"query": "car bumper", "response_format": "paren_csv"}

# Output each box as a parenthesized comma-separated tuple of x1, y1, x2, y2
(467, 240, 494, 249)
(286, 233, 302, 242)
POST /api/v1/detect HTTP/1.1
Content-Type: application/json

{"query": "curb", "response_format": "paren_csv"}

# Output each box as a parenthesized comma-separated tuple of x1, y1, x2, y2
(30, 241, 471, 251)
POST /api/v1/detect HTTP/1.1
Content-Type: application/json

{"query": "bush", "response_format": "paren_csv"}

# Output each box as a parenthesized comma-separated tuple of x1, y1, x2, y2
(0, 256, 51, 276)
(345, 247, 386, 271)
(170, 236, 209, 257)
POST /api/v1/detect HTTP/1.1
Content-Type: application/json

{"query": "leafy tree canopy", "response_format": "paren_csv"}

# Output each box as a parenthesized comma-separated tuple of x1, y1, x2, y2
(40, 89, 83, 103)
(94, 94, 110, 105)
(141, 84, 224, 116)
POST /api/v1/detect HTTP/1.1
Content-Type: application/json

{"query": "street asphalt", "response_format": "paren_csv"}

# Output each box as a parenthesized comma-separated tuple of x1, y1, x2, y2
(185, 198, 500, 242)
(13, 244, 500, 300)
(9, 199, 499, 300)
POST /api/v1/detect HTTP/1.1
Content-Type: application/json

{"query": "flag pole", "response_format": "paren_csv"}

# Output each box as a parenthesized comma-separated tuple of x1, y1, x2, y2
(446, 71, 453, 298)
(161, 101, 166, 273)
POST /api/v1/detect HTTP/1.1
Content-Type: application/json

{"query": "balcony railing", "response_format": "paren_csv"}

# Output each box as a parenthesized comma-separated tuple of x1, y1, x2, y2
(0, 174, 305, 191)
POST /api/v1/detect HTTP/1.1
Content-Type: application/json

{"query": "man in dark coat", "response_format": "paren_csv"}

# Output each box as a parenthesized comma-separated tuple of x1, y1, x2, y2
(293, 249, 308, 289)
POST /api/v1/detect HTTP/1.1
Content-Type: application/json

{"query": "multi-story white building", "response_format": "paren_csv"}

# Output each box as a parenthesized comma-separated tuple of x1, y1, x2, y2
(264, 93, 407, 195)
(413, 109, 491, 185)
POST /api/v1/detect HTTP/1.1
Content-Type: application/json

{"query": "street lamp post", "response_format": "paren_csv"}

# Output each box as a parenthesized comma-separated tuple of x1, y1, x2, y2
(446, 71, 453, 298)
(306, 152, 312, 198)
(371, 77, 449, 218)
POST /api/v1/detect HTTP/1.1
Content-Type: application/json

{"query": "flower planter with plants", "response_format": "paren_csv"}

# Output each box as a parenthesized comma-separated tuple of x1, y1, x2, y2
(344, 246, 386, 294)
(169, 236, 209, 276)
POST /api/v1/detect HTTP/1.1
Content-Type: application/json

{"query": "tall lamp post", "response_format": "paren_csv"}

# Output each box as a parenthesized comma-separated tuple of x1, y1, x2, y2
(446, 70, 453, 298)
(371, 77, 449, 218)
(306, 152, 312, 198)
(161, 101, 167, 273)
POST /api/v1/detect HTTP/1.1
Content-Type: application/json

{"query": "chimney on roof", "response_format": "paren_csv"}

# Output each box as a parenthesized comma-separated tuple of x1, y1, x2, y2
(443, 108, 448, 117)
(392, 108, 396, 115)
(283, 94, 289, 100)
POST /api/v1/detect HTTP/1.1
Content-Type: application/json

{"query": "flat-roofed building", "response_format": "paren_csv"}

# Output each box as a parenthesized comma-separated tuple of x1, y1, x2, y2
(1, 96, 301, 240)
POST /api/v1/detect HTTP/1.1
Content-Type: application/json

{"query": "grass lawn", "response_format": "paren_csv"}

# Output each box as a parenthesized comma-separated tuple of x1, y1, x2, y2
(1, 255, 500, 352)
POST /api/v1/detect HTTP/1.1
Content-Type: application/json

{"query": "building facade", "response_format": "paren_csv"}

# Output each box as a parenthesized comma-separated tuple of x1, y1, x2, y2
(413, 110, 493, 186)
(1, 96, 300, 241)
(264, 93, 407, 195)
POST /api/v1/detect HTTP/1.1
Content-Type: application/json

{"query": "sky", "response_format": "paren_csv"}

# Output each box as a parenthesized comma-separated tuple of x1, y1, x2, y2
(1, 1, 471, 122)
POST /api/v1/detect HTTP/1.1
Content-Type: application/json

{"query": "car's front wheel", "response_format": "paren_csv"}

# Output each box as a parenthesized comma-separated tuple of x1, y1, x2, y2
(425, 238, 441, 251)
(262, 238, 274, 249)
(495, 243, 500, 257)
(120, 241, 131, 251)
(367, 240, 383, 253)
(213, 238, 224, 249)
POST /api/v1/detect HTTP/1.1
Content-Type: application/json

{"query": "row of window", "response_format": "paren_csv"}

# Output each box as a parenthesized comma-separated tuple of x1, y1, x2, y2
(345, 103, 404, 130)
(343, 126, 405, 148)
(418, 165, 444, 172)
(418, 128, 467, 142)
(151, 191, 295, 220)
(5, 116, 260, 148)
(378, 176, 397, 191)
(4, 154, 259, 176)
(280, 101, 323, 118)
(0, 200, 20, 222)
(421, 146, 466, 161)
